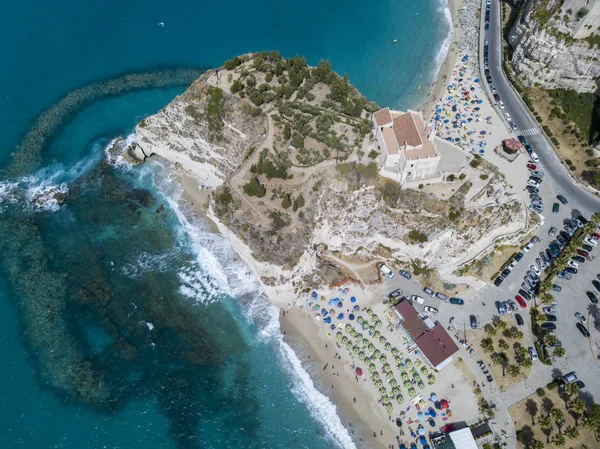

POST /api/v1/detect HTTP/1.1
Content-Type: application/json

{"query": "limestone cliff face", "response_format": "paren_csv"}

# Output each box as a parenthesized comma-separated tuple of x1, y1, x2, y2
(134, 78, 268, 187)
(508, 0, 600, 92)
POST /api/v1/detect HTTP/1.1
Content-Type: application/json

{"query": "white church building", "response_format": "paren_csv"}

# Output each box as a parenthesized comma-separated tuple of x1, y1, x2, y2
(372, 107, 442, 185)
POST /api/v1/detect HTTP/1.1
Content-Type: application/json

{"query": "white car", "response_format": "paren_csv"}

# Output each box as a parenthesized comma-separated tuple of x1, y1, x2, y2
(536, 258, 546, 270)
(508, 260, 518, 270)
(491, 85, 497, 92)
(528, 179, 539, 187)
(543, 306, 557, 314)
(409, 295, 424, 304)
(575, 312, 587, 324)
(529, 347, 538, 361)
(504, 112, 511, 120)
(498, 101, 505, 109)
(531, 171, 544, 178)
(523, 242, 534, 252)
(424, 306, 438, 315)
(531, 265, 540, 276)
(584, 237, 598, 247)
(531, 152, 539, 163)
(568, 260, 579, 269)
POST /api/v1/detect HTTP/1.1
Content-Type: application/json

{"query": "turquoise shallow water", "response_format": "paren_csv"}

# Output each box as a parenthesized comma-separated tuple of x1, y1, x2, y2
(0, 0, 450, 447)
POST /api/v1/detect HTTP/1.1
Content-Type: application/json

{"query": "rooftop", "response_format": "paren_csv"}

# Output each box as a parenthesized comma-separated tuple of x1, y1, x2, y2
(394, 300, 429, 341)
(374, 107, 392, 126)
(373, 108, 438, 159)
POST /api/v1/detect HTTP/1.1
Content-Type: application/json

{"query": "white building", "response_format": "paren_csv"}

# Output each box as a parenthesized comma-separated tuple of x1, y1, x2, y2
(372, 107, 441, 185)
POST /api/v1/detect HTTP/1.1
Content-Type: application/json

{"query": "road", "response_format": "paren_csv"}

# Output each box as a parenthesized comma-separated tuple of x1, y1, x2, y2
(484, 0, 600, 215)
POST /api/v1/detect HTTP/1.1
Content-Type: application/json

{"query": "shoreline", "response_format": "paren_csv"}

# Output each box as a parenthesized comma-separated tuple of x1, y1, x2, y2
(420, 0, 463, 120)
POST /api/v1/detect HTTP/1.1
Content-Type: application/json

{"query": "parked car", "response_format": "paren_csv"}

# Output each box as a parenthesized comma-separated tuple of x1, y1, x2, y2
(409, 295, 425, 304)
(515, 295, 527, 308)
(514, 252, 524, 261)
(436, 292, 449, 302)
(508, 260, 518, 270)
(582, 244, 594, 252)
(564, 225, 574, 236)
(573, 255, 585, 263)
(504, 112, 511, 121)
(494, 276, 504, 286)
(470, 315, 478, 329)
(530, 265, 540, 276)
(545, 314, 557, 322)
(575, 312, 587, 324)
(587, 291, 599, 304)
(450, 297, 464, 305)
(389, 289, 403, 298)
(541, 322, 557, 331)
(552, 284, 562, 292)
(399, 270, 412, 279)
(543, 306, 556, 314)
(552, 203, 560, 214)
(523, 242, 534, 252)
(515, 313, 524, 326)
(531, 236, 540, 244)
(525, 145, 533, 154)
(526, 185, 539, 193)
(498, 101, 505, 108)
(531, 171, 544, 178)
(528, 347, 538, 361)
(493, 93, 500, 102)
(527, 179, 539, 187)
(585, 237, 598, 247)
(531, 152, 539, 163)
(594, 280, 600, 292)
(526, 163, 536, 170)
(577, 323, 591, 338)
(495, 301, 506, 315)
(563, 372, 579, 384)
(548, 227, 557, 236)
(503, 301, 513, 314)
(557, 195, 568, 204)
(501, 268, 511, 278)
(557, 271, 572, 280)
(568, 260, 580, 269)
(518, 135, 527, 145)
(423, 287, 435, 297)
(592, 232, 600, 240)
(424, 306, 438, 315)
(565, 266, 578, 274)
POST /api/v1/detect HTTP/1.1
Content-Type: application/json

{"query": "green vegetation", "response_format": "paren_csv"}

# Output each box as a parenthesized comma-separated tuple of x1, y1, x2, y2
(250, 148, 292, 179)
(480, 174, 489, 180)
(470, 154, 482, 168)
(216, 187, 233, 205)
(377, 180, 402, 207)
(368, 149, 379, 159)
(281, 194, 291, 209)
(205, 86, 225, 134)
(548, 89, 599, 144)
(292, 194, 305, 212)
(335, 162, 378, 188)
(407, 229, 428, 244)
(243, 177, 266, 197)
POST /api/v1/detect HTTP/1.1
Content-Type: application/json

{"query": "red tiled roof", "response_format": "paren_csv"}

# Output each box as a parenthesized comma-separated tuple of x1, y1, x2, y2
(374, 107, 392, 126)
(394, 300, 429, 340)
(392, 112, 422, 147)
(415, 324, 459, 368)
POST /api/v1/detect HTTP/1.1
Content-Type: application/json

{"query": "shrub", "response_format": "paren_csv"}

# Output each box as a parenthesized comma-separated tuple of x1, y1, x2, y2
(547, 380, 558, 390)
(281, 194, 291, 209)
(565, 159, 573, 166)
(551, 137, 560, 146)
(418, 184, 424, 189)
(447, 174, 456, 182)
(223, 56, 242, 70)
(480, 174, 489, 180)
(408, 229, 428, 244)
(283, 124, 291, 141)
(470, 155, 482, 168)
(378, 180, 403, 207)
(536, 388, 546, 396)
(459, 173, 466, 180)
(368, 150, 379, 159)
(243, 178, 266, 197)
(216, 188, 233, 205)
(292, 194, 305, 212)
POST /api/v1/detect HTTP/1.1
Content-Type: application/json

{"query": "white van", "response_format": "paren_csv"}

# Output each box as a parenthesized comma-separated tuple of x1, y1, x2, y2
(380, 264, 394, 278)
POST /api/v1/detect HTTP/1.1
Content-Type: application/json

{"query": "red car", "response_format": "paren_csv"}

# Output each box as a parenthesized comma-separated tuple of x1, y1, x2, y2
(526, 164, 537, 170)
(577, 249, 589, 257)
(591, 233, 600, 240)
(515, 295, 527, 308)
(493, 93, 500, 102)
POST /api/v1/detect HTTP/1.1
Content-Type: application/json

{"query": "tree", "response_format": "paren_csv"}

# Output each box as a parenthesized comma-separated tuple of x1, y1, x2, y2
(512, 329, 524, 340)
(486, 327, 497, 337)
(551, 434, 566, 447)
(507, 364, 521, 378)
(563, 383, 580, 398)
(591, 211, 600, 224)
(281, 194, 291, 209)
(529, 439, 544, 449)
(554, 347, 566, 357)
(540, 292, 555, 304)
(492, 355, 505, 366)
(499, 339, 509, 350)
(522, 358, 533, 369)
(243, 177, 266, 197)
(569, 398, 587, 416)
(563, 426, 579, 439)
(292, 194, 305, 212)
(539, 414, 553, 431)
(551, 408, 564, 423)
(283, 124, 291, 141)
(544, 334, 558, 346)
(407, 229, 428, 243)
(495, 320, 507, 330)
(582, 403, 600, 429)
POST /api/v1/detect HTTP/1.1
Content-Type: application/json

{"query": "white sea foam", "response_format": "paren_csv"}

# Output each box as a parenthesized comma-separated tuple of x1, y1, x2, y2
(430, 0, 454, 90)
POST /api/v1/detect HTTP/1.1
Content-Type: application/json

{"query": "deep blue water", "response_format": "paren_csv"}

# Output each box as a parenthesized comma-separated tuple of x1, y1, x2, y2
(0, 0, 451, 448)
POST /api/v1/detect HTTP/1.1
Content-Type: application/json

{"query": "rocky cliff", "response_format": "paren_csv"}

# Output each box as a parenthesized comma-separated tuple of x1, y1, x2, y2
(508, 0, 600, 92)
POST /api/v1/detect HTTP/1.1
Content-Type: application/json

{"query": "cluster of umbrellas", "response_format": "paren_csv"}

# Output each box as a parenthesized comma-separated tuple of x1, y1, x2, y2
(428, 54, 493, 155)
(311, 291, 360, 324)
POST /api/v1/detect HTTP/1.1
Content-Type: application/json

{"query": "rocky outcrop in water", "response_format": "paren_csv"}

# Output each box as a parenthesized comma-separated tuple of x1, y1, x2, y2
(508, 0, 600, 92)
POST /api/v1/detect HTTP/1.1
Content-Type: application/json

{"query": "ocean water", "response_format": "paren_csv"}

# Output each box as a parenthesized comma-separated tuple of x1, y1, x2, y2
(0, 0, 451, 448)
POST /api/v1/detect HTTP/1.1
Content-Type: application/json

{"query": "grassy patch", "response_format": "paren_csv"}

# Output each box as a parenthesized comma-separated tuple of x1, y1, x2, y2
(548, 89, 599, 143)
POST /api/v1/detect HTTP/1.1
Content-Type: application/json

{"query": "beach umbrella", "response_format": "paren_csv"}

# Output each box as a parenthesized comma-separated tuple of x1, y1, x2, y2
(455, 138, 461, 142)
(321, 309, 328, 316)
(337, 313, 344, 320)
(314, 304, 320, 310)
(477, 99, 483, 104)
(344, 288, 350, 294)
(311, 291, 318, 299)
(480, 130, 486, 135)
(430, 393, 438, 402)
(329, 298, 337, 306)
(350, 296, 356, 303)
(325, 317, 332, 324)
(418, 412, 424, 420)
(420, 436, 427, 445)
(338, 288, 344, 295)
(474, 107, 480, 111)
(356, 367, 363, 376)
(474, 78, 480, 82)
(353, 305, 360, 311)
(419, 427, 425, 436)
(349, 314, 355, 320)
(337, 302, 343, 308)
(314, 314, 322, 321)
(440, 399, 449, 409)
(479, 149, 485, 155)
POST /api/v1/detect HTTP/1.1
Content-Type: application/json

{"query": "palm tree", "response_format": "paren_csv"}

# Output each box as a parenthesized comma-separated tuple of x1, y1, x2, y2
(551, 434, 566, 447)
(563, 383, 580, 398)
(554, 346, 566, 357)
(487, 327, 497, 337)
(591, 212, 600, 224)
(529, 439, 544, 449)
(539, 414, 553, 431)
(513, 329, 524, 340)
(544, 334, 557, 346)
(507, 364, 521, 378)
(569, 398, 587, 421)
(492, 355, 504, 366)
(563, 426, 579, 439)
(495, 320, 507, 330)
(522, 358, 533, 369)
(540, 292, 555, 304)
(551, 408, 564, 423)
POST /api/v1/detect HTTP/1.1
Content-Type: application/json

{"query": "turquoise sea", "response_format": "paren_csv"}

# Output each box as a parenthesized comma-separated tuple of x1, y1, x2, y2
(0, 1, 451, 448)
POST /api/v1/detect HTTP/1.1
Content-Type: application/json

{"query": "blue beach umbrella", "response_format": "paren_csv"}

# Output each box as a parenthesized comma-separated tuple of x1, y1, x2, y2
(325, 317, 332, 324)
(337, 302, 343, 308)
(321, 309, 328, 316)
(329, 298, 337, 305)
(474, 78, 480, 82)
(312, 291, 318, 299)
(349, 314, 355, 320)
(350, 296, 356, 303)
(337, 313, 344, 320)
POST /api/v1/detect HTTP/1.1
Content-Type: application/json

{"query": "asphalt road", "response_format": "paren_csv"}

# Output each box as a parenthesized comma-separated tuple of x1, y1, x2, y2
(484, 0, 600, 216)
